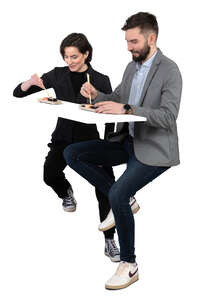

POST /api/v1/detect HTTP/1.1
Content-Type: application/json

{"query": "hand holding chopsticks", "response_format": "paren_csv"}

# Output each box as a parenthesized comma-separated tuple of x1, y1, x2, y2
(81, 77, 98, 100)
(35, 73, 51, 98)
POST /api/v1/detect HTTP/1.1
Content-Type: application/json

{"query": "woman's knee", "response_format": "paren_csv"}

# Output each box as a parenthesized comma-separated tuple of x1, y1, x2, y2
(43, 164, 55, 186)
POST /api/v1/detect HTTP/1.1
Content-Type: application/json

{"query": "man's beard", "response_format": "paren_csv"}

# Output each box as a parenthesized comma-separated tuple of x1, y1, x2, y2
(131, 42, 151, 63)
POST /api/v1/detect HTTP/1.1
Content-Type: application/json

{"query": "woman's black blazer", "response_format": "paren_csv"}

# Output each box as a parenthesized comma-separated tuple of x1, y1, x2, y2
(13, 64, 114, 145)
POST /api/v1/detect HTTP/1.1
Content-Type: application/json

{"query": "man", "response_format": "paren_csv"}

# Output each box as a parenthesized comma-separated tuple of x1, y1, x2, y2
(63, 12, 182, 290)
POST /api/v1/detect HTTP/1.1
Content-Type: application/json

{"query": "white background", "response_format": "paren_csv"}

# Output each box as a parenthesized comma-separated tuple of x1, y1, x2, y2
(1, 0, 203, 299)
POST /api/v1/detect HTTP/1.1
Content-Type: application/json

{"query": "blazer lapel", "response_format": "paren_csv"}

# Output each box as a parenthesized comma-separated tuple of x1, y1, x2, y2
(124, 63, 138, 104)
(138, 49, 162, 106)
(115, 63, 136, 132)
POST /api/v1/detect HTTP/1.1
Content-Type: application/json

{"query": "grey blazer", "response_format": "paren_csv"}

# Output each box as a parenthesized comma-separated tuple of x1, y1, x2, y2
(94, 49, 182, 167)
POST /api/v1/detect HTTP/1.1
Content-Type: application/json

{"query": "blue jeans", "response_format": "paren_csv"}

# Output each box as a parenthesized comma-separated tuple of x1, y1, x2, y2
(63, 136, 169, 262)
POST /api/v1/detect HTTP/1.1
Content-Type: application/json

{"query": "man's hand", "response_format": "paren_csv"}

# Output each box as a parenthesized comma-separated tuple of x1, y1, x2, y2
(80, 82, 98, 99)
(94, 101, 126, 114)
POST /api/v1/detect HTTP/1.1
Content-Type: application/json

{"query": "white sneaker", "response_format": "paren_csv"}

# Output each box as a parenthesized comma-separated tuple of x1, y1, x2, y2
(105, 261, 139, 290)
(98, 197, 140, 232)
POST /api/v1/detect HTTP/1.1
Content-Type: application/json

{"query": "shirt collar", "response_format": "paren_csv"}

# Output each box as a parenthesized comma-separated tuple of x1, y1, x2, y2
(136, 50, 158, 70)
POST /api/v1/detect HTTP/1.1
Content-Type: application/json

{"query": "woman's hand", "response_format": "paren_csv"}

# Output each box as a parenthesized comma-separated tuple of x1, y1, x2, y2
(80, 82, 98, 99)
(29, 74, 45, 89)
(95, 101, 126, 114)
(21, 73, 45, 91)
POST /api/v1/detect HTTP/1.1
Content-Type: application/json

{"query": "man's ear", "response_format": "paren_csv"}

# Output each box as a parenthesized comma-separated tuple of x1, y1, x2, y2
(148, 32, 157, 46)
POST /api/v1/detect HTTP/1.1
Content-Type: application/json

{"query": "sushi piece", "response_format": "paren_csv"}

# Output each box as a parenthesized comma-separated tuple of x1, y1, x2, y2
(38, 97, 62, 105)
(47, 97, 57, 102)
(80, 104, 98, 112)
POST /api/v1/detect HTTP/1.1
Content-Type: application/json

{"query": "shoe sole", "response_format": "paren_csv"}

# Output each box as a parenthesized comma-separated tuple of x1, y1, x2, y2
(104, 252, 120, 262)
(63, 207, 76, 212)
(105, 273, 139, 290)
(99, 205, 140, 232)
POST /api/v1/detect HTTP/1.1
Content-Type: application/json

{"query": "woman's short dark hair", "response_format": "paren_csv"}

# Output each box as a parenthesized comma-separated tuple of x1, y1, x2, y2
(60, 33, 92, 63)
(122, 12, 159, 38)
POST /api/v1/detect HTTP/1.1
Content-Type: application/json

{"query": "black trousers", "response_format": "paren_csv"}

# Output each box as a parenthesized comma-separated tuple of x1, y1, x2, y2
(43, 142, 116, 239)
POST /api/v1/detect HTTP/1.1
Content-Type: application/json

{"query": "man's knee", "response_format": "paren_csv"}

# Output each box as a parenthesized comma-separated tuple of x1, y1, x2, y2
(63, 145, 77, 167)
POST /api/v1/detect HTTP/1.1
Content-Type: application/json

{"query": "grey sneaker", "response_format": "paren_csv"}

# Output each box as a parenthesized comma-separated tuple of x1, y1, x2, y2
(105, 239, 120, 262)
(62, 188, 77, 212)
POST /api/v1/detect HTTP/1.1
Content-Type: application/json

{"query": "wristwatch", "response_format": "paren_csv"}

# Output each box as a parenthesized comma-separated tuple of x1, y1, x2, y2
(123, 104, 132, 114)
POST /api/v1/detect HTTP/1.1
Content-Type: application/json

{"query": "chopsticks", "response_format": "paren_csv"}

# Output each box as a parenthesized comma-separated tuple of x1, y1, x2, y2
(86, 73, 92, 104)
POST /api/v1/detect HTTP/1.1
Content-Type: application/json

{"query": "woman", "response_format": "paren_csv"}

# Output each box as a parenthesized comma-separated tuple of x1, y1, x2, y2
(13, 33, 120, 262)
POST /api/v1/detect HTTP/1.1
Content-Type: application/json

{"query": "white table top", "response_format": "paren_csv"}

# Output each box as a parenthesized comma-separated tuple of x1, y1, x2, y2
(12, 98, 146, 124)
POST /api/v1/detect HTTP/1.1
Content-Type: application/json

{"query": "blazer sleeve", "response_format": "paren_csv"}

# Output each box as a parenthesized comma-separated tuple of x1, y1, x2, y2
(131, 65, 182, 129)
(94, 83, 121, 104)
(13, 69, 55, 98)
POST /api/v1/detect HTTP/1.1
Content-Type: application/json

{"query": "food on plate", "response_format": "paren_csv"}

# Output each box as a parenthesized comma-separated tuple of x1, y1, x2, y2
(80, 104, 97, 111)
(38, 97, 62, 104)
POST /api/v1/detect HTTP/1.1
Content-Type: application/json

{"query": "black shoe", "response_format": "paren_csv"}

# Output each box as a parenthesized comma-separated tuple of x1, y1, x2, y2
(62, 188, 77, 212)
(105, 239, 120, 262)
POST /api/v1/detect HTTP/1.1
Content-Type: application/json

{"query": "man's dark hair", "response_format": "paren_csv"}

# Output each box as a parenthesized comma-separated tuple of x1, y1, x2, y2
(122, 12, 159, 38)
(60, 33, 92, 63)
